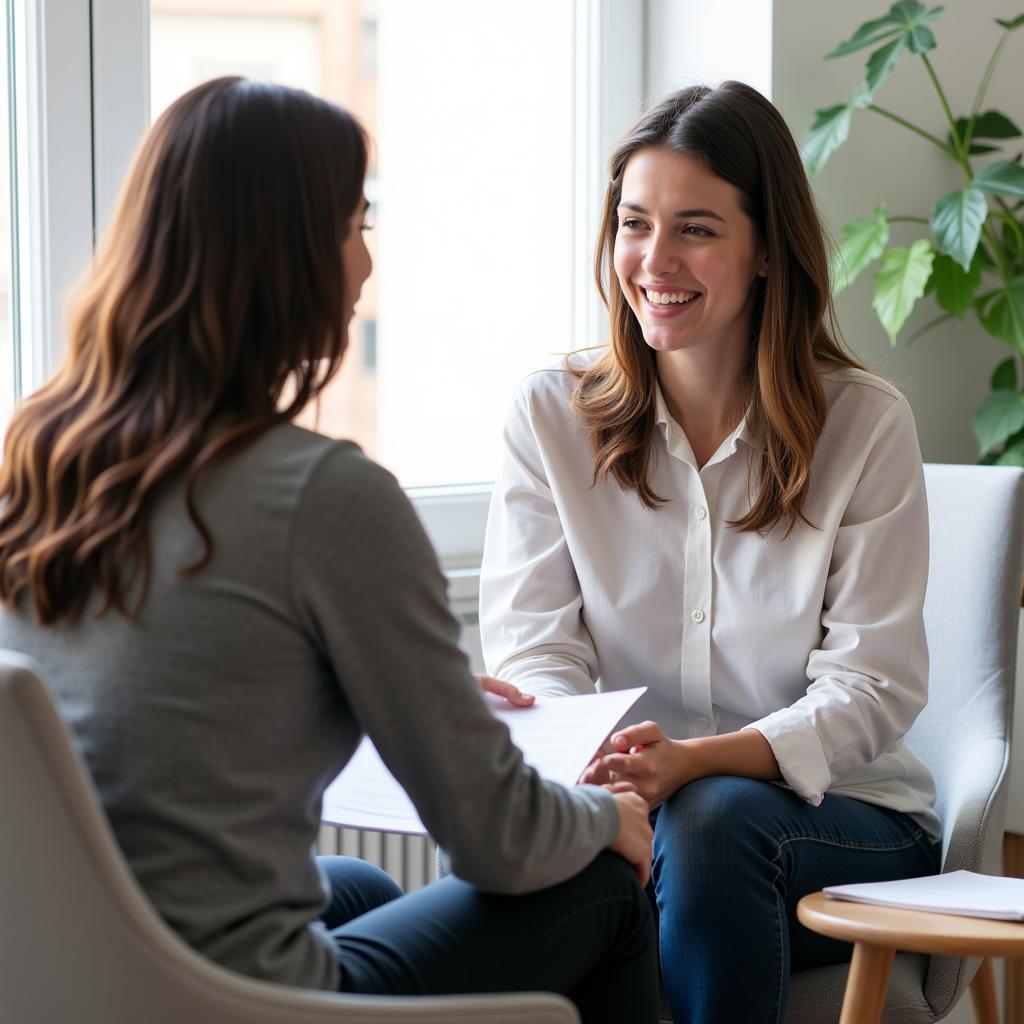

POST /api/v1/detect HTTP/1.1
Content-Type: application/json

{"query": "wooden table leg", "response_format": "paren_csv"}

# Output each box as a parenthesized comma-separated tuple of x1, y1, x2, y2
(970, 957, 999, 1024)
(1005, 832, 1024, 1024)
(839, 942, 894, 1024)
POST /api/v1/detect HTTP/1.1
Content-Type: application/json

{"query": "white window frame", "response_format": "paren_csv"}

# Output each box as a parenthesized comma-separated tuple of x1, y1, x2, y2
(10, 0, 94, 399)
(24, 0, 645, 571)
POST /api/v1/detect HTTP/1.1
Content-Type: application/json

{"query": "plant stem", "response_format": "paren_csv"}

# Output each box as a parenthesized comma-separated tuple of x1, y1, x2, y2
(966, 28, 1013, 149)
(867, 105, 952, 155)
(998, 209, 1024, 260)
(919, 53, 972, 177)
(888, 215, 930, 225)
(906, 312, 953, 345)
(982, 219, 1012, 280)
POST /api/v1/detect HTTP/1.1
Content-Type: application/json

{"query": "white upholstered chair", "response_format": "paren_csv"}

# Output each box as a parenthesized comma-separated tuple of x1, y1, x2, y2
(784, 464, 1024, 1023)
(0, 652, 578, 1024)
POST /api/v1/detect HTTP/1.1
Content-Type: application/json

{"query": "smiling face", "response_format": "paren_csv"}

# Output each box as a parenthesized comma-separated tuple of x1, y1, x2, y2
(612, 146, 767, 361)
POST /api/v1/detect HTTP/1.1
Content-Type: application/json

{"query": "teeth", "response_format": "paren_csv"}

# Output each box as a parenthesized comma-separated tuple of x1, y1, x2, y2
(645, 289, 698, 305)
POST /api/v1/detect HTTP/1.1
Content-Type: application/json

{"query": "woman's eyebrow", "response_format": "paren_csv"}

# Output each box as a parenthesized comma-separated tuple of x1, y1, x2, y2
(618, 200, 725, 223)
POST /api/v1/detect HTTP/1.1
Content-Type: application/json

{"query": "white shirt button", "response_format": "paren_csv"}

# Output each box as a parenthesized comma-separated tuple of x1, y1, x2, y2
(691, 609, 705, 623)
(695, 505, 707, 520)
(697, 718, 711, 731)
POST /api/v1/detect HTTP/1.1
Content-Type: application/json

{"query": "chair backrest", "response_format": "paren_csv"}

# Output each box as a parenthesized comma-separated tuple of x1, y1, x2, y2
(0, 655, 578, 1024)
(907, 464, 1024, 872)
(908, 464, 1024, 1017)
(786, 465, 1024, 1024)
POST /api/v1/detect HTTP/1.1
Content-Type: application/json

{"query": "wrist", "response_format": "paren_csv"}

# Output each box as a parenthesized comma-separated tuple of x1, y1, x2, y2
(668, 736, 710, 791)
(680, 736, 715, 782)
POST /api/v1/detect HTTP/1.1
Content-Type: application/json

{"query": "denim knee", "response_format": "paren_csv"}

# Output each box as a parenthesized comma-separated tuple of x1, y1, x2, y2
(317, 855, 404, 929)
(652, 777, 779, 898)
(655, 776, 772, 852)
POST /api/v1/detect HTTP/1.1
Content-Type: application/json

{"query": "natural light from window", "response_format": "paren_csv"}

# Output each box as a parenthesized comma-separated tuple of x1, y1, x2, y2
(150, 0, 576, 488)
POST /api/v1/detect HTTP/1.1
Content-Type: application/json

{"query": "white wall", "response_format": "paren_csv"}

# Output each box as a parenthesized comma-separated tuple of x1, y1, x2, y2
(646, 0, 772, 105)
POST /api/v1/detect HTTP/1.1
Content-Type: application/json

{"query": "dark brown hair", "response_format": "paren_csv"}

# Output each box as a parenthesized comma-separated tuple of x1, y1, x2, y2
(0, 77, 368, 623)
(573, 81, 862, 531)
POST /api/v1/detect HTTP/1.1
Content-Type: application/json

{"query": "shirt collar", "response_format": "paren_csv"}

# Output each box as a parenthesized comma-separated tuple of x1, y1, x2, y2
(653, 381, 764, 454)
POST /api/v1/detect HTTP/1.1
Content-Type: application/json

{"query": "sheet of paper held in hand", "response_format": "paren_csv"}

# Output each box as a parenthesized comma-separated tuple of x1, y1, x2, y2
(321, 686, 647, 836)
(825, 870, 1024, 921)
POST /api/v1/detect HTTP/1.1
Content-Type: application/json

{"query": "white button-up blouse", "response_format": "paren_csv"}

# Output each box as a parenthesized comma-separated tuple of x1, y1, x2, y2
(480, 351, 939, 836)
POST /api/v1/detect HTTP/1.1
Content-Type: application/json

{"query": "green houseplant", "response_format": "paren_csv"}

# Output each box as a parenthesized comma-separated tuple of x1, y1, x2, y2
(802, 3, 1024, 464)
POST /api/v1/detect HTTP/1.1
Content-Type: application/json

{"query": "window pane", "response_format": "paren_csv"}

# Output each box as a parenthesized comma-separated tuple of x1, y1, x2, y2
(0, 0, 15, 426)
(150, 0, 574, 487)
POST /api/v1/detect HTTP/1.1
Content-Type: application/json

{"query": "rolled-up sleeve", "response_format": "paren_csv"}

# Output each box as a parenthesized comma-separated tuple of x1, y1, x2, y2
(480, 387, 600, 698)
(746, 395, 929, 805)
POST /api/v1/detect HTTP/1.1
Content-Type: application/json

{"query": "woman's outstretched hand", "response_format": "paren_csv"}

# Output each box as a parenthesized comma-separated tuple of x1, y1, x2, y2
(476, 674, 535, 707)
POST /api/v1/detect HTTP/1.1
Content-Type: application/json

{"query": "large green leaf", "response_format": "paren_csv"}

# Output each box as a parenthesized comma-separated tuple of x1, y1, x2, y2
(992, 356, 1018, 391)
(801, 104, 853, 173)
(954, 110, 1021, 154)
(873, 239, 936, 343)
(828, 2, 943, 58)
(996, 444, 1024, 467)
(831, 205, 890, 293)
(973, 389, 1024, 453)
(958, 110, 1022, 140)
(865, 37, 905, 94)
(973, 160, 1024, 199)
(906, 23, 938, 52)
(930, 186, 988, 270)
(926, 251, 983, 317)
(827, 14, 906, 58)
(980, 278, 1024, 351)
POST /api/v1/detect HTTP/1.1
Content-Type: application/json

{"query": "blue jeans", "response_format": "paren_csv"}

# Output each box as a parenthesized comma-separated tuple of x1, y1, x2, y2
(317, 849, 660, 1024)
(652, 777, 941, 1023)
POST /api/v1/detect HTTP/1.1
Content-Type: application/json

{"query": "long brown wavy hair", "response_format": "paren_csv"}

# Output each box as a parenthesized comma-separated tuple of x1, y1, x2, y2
(0, 78, 368, 624)
(573, 81, 863, 532)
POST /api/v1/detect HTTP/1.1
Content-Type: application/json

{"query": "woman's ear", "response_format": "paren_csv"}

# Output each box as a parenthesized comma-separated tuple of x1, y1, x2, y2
(757, 253, 769, 278)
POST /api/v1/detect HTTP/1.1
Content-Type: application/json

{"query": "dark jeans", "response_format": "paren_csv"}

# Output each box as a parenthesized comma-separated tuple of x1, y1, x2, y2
(317, 849, 659, 1024)
(651, 777, 941, 1023)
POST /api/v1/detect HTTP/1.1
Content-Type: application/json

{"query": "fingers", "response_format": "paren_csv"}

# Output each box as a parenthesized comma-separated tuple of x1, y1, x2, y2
(600, 752, 658, 777)
(477, 674, 535, 706)
(601, 780, 638, 794)
(610, 720, 662, 750)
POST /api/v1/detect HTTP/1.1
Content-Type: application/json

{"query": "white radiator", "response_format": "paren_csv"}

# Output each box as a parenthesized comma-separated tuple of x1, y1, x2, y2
(317, 824, 438, 892)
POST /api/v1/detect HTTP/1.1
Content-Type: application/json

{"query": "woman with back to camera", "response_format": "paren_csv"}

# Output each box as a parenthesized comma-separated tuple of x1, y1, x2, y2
(480, 81, 942, 1022)
(0, 77, 659, 1022)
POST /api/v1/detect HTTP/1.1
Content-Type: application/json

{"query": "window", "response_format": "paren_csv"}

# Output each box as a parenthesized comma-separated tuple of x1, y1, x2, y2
(0, 0, 16, 426)
(45, 0, 642, 563)
(148, 0, 578, 489)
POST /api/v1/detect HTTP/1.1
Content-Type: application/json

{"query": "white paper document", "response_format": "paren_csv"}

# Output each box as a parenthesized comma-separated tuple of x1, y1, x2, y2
(322, 686, 647, 836)
(825, 870, 1024, 921)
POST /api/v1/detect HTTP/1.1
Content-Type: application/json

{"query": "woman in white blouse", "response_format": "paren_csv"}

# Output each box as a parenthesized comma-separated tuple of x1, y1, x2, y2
(480, 82, 941, 1023)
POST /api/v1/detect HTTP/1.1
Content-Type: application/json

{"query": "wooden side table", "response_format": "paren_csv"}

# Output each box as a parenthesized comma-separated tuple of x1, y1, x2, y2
(797, 892, 1024, 1024)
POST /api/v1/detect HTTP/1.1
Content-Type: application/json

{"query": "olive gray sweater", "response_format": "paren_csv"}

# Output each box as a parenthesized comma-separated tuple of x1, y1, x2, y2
(0, 424, 618, 990)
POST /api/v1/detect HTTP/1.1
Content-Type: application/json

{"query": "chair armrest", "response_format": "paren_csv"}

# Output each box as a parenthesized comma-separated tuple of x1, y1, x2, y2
(942, 736, 1010, 876)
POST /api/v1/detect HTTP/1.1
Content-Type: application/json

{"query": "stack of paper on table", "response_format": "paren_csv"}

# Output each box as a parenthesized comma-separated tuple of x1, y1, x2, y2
(825, 870, 1024, 921)
(322, 686, 646, 836)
